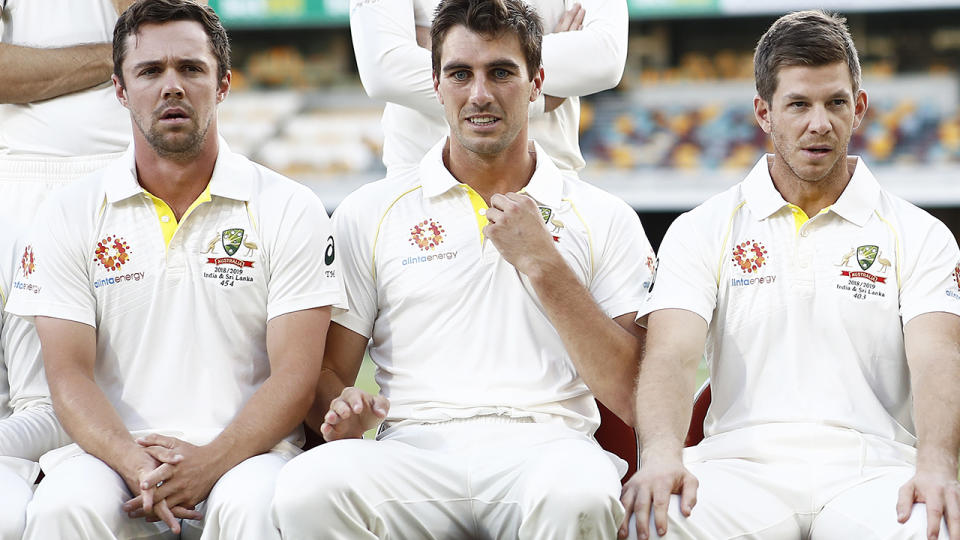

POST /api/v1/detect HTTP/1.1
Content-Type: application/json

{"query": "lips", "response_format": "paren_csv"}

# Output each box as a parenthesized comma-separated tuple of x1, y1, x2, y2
(159, 108, 189, 120)
(466, 114, 499, 126)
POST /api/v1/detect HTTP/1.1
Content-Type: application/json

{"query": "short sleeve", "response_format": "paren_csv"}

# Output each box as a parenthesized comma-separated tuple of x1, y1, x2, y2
(637, 211, 719, 325)
(264, 188, 347, 321)
(6, 196, 97, 326)
(899, 218, 960, 324)
(329, 194, 378, 338)
(589, 198, 654, 319)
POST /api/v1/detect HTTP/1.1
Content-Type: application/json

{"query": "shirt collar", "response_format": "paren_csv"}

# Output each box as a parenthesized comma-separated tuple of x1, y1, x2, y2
(103, 137, 252, 204)
(742, 154, 880, 226)
(419, 138, 564, 208)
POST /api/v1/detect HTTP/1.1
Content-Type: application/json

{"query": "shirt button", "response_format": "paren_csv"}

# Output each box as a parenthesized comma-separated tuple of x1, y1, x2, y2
(478, 208, 487, 216)
(161, 215, 171, 223)
(800, 229, 809, 237)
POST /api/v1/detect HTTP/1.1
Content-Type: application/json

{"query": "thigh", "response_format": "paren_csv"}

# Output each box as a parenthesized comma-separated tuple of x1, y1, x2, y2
(0, 464, 33, 540)
(813, 466, 948, 540)
(25, 453, 174, 540)
(629, 459, 804, 540)
(274, 436, 474, 539)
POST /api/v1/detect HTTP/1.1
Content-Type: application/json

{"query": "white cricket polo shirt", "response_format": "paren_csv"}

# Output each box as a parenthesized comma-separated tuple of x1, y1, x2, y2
(0, 0, 131, 156)
(640, 155, 960, 446)
(6, 141, 346, 449)
(334, 139, 654, 435)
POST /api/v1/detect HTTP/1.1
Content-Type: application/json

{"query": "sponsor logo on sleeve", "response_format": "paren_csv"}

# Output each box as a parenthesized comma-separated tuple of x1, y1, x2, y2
(13, 245, 41, 294)
(729, 240, 776, 287)
(949, 263, 960, 301)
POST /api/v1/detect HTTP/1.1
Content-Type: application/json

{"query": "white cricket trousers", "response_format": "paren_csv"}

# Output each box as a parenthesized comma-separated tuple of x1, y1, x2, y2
(628, 423, 948, 539)
(273, 418, 626, 539)
(0, 459, 36, 540)
(0, 153, 121, 227)
(23, 450, 291, 540)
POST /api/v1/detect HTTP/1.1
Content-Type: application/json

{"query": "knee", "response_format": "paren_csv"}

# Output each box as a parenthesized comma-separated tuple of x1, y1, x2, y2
(273, 445, 357, 520)
(0, 495, 28, 540)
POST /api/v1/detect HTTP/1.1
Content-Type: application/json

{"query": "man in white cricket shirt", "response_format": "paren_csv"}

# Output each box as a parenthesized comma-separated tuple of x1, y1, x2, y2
(273, 0, 654, 538)
(620, 10, 960, 540)
(0, 221, 70, 540)
(349, 0, 627, 176)
(7, 1, 344, 539)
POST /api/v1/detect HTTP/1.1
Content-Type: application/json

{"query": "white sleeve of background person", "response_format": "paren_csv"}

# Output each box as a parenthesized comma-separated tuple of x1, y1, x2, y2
(349, 0, 441, 117)
(638, 209, 720, 324)
(259, 183, 347, 320)
(539, 0, 628, 98)
(0, 225, 69, 460)
(586, 192, 654, 318)
(329, 186, 379, 338)
(5, 191, 97, 326)
(897, 208, 960, 323)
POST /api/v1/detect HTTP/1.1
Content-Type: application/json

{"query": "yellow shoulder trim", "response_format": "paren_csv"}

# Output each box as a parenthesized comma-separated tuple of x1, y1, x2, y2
(372, 186, 423, 281)
(716, 201, 748, 285)
(565, 198, 595, 280)
(874, 210, 902, 289)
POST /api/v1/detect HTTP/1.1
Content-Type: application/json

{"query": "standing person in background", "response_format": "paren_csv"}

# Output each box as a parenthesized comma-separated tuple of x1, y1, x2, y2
(350, 0, 627, 176)
(620, 10, 960, 540)
(0, 0, 206, 225)
(8, 1, 344, 538)
(0, 221, 70, 540)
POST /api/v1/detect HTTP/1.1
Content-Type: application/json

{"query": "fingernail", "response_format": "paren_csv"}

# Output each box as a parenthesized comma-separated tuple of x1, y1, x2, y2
(639, 533, 647, 540)
(659, 528, 666, 536)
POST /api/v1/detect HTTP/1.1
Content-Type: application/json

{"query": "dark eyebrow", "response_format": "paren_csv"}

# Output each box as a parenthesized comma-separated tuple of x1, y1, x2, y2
(132, 58, 210, 71)
(442, 59, 522, 73)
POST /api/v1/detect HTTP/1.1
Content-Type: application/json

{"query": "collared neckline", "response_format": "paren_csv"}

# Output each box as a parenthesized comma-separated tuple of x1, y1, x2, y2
(418, 138, 564, 208)
(103, 137, 252, 204)
(741, 154, 880, 227)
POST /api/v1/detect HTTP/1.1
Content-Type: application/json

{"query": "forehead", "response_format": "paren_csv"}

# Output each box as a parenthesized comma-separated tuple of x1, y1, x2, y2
(772, 62, 854, 99)
(122, 19, 214, 68)
(439, 25, 526, 70)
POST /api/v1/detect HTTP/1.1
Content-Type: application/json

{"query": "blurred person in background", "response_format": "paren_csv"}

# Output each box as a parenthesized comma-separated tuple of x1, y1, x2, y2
(0, 220, 70, 540)
(620, 10, 960, 540)
(350, 0, 627, 177)
(273, 0, 652, 538)
(7, 1, 344, 538)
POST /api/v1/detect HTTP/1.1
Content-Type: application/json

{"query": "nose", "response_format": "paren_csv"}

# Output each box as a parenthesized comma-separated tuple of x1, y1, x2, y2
(161, 71, 185, 100)
(469, 74, 493, 107)
(808, 104, 831, 135)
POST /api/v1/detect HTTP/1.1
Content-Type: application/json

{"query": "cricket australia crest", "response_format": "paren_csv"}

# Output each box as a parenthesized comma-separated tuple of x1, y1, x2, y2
(222, 229, 244, 256)
(857, 245, 878, 271)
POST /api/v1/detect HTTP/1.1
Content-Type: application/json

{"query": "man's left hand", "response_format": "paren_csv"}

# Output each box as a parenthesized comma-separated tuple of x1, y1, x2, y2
(121, 434, 227, 516)
(484, 192, 560, 277)
(897, 467, 960, 540)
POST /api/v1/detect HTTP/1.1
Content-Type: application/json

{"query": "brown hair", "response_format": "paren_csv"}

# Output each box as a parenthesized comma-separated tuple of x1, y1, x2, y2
(431, 0, 543, 80)
(113, 0, 230, 85)
(754, 10, 861, 102)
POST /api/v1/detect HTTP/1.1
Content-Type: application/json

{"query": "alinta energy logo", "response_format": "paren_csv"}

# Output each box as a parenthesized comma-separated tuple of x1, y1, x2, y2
(20, 245, 35, 278)
(730, 240, 776, 287)
(837, 245, 889, 284)
(403, 218, 457, 267)
(949, 262, 960, 301)
(95, 235, 131, 272)
(409, 219, 445, 251)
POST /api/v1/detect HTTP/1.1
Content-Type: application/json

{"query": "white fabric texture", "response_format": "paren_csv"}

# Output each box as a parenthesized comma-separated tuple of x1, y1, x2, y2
(349, 0, 627, 175)
(0, 461, 33, 540)
(24, 449, 294, 540)
(273, 420, 624, 540)
(331, 139, 653, 435)
(0, 0, 131, 157)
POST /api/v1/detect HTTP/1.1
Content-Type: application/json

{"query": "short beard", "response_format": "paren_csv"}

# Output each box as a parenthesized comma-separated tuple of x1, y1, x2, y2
(133, 109, 212, 162)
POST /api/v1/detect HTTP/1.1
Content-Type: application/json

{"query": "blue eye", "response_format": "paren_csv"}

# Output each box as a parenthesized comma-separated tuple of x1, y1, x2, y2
(452, 71, 468, 81)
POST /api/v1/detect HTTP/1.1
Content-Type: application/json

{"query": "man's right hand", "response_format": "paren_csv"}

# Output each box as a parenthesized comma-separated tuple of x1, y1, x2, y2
(320, 387, 389, 441)
(619, 454, 699, 540)
(118, 446, 199, 534)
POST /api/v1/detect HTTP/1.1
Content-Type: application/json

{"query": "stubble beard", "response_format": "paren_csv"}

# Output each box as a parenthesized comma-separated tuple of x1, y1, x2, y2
(770, 119, 849, 185)
(133, 108, 212, 162)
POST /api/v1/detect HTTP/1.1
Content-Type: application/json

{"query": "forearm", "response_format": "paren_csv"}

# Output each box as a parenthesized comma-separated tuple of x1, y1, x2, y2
(540, 0, 627, 97)
(0, 43, 114, 104)
(527, 255, 642, 424)
(0, 403, 69, 460)
(207, 372, 315, 473)
(50, 371, 141, 475)
(306, 367, 350, 433)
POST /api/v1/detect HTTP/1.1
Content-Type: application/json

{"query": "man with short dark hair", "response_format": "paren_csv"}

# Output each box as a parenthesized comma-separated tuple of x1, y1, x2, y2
(272, 0, 653, 538)
(620, 10, 960, 540)
(7, 1, 344, 538)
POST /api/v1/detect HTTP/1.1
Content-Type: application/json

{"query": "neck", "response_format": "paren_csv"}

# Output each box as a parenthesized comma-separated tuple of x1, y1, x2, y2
(133, 134, 219, 220)
(768, 154, 856, 217)
(444, 136, 536, 204)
